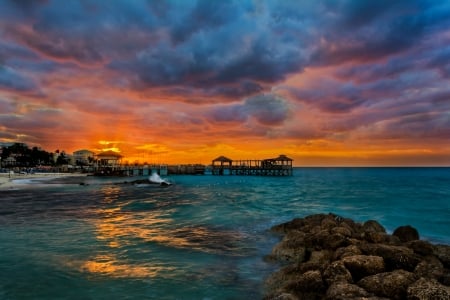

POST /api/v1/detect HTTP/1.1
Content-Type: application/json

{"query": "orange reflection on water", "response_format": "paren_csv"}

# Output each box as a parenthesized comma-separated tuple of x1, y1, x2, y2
(81, 254, 174, 278)
(79, 186, 182, 278)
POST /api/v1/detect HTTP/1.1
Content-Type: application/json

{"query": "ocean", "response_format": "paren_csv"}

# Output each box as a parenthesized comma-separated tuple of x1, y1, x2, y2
(0, 167, 449, 299)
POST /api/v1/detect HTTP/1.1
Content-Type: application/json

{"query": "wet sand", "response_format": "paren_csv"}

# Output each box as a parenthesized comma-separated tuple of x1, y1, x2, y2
(0, 173, 88, 190)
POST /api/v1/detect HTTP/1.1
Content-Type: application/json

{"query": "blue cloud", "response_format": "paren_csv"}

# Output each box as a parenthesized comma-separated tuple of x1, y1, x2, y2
(0, 66, 38, 92)
(208, 93, 290, 126)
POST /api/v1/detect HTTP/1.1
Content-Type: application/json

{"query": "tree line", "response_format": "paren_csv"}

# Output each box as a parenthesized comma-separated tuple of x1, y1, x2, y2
(0, 143, 70, 167)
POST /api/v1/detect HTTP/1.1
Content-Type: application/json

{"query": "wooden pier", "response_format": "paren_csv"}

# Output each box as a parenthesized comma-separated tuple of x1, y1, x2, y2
(211, 154, 293, 176)
(88, 151, 292, 177)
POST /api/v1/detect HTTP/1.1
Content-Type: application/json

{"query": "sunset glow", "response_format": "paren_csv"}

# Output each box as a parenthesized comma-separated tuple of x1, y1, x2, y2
(1, 0, 449, 166)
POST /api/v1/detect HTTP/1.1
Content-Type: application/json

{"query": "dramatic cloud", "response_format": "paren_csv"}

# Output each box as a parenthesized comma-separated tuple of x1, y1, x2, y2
(0, 66, 38, 92)
(208, 93, 290, 126)
(0, 0, 449, 165)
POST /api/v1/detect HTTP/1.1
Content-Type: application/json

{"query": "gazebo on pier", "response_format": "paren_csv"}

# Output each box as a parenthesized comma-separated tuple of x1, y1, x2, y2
(93, 151, 124, 176)
(95, 150, 123, 167)
(211, 154, 293, 176)
(211, 156, 233, 175)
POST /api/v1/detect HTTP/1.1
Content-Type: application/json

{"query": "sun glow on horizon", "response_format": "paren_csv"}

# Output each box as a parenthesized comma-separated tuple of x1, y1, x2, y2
(1, 1, 449, 166)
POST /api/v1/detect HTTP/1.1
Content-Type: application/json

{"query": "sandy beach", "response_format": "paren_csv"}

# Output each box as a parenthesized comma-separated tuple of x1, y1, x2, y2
(0, 172, 88, 190)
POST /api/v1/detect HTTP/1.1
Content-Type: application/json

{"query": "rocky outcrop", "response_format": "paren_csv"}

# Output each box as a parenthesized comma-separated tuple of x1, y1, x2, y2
(264, 213, 450, 300)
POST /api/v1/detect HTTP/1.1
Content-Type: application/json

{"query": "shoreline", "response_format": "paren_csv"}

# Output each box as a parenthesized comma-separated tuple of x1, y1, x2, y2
(0, 173, 88, 190)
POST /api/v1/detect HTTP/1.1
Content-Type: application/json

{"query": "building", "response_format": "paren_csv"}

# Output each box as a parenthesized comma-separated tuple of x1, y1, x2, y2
(1, 156, 16, 167)
(95, 150, 123, 166)
(73, 149, 94, 165)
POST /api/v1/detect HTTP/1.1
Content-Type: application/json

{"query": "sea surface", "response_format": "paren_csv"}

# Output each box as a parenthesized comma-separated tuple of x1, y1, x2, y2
(1, 167, 449, 299)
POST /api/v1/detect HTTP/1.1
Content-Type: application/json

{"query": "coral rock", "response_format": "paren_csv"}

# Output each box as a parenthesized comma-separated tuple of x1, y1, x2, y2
(358, 270, 417, 299)
(342, 255, 385, 280)
(393, 225, 419, 243)
(407, 277, 450, 300)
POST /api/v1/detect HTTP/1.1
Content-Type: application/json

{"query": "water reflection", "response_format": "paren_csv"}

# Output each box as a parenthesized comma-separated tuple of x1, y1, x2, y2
(79, 184, 248, 279)
(81, 254, 174, 278)
(100, 185, 122, 204)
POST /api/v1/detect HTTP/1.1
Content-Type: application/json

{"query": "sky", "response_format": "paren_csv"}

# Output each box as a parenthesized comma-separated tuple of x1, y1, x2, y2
(0, 0, 449, 166)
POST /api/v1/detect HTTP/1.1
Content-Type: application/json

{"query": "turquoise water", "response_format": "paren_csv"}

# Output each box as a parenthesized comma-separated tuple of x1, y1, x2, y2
(0, 168, 449, 299)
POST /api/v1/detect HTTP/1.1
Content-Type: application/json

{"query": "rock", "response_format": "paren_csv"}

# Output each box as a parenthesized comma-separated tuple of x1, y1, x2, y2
(364, 231, 390, 244)
(342, 255, 385, 281)
(434, 244, 450, 269)
(285, 270, 325, 299)
(414, 256, 445, 281)
(323, 261, 353, 285)
(263, 292, 298, 300)
(440, 270, 450, 286)
(362, 220, 386, 233)
(271, 232, 307, 262)
(334, 245, 362, 260)
(264, 214, 450, 300)
(305, 229, 331, 250)
(325, 282, 372, 300)
(358, 270, 417, 299)
(393, 225, 419, 242)
(271, 218, 306, 234)
(361, 244, 421, 271)
(321, 217, 338, 230)
(407, 277, 450, 300)
(308, 250, 333, 264)
(407, 240, 434, 256)
(265, 262, 323, 293)
(271, 241, 306, 262)
(331, 225, 353, 237)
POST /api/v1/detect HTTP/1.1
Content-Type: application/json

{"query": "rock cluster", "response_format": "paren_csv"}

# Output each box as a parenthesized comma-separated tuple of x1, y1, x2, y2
(264, 213, 450, 300)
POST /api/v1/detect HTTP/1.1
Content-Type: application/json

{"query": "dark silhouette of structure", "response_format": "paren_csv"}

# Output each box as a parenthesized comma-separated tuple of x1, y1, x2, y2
(212, 154, 293, 176)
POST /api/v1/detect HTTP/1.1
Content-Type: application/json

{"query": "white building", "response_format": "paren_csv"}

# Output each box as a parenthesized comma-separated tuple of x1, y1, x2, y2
(73, 149, 94, 165)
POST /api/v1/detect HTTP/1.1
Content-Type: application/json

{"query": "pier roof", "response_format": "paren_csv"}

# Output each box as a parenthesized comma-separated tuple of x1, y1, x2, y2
(273, 154, 292, 161)
(96, 150, 123, 158)
(212, 156, 233, 162)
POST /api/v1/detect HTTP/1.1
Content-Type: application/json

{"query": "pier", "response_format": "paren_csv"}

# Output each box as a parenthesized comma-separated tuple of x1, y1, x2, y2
(92, 164, 206, 176)
(89, 151, 292, 177)
(211, 154, 293, 176)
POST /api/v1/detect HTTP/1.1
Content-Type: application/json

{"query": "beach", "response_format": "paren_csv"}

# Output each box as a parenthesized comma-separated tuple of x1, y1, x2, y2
(0, 172, 88, 190)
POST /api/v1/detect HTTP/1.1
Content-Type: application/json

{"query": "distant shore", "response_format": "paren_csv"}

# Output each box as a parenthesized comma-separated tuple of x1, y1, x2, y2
(0, 172, 88, 190)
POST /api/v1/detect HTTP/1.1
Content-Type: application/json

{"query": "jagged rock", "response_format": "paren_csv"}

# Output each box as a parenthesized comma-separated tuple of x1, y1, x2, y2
(331, 225, 353, 237)
(284, 270, 325, 294)
(323, 260, 353, 285)
(264, 214, 450, 300)
(407, 277, 450, 300)
(271, 241, 306, 262)
(270, 217, 306, 234)
(434, 244, 450, 269)
(263, 292, 298, 300)
(321, 217, 338, 230)
(265, 262, 323, 293)
(325, 282, 372, 299)
(362, 220, 386, 233)
(393, 225, 419, 242)
(360, 244, 421, 271)
(309, 250, 333, 264)
(407, 240, 435, 256)
(305, 229, 331, 250)
(342, 255, 385, 281)
(358, 270, 417, 299)
(414, 256, 445, 281)
(364, 231, 390, 243)
(334, 245, 362, 260)
(271, 232, 307, 262)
